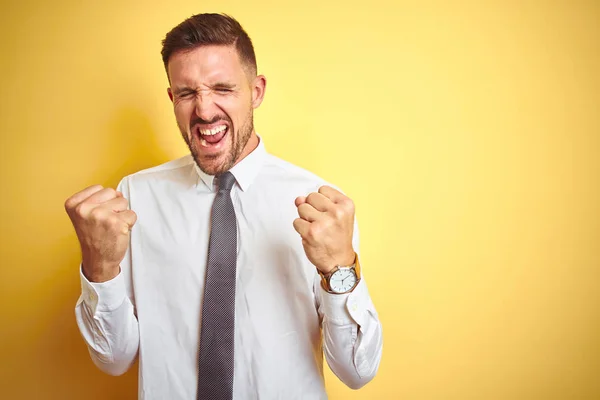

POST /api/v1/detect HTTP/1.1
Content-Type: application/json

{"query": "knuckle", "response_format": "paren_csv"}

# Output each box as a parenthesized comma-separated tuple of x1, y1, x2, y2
(344, 198, 355, 212)
(120, 211, 136, 228)
(106, 215, 123, 230)
(64, 197, 75, 212)
(333, 207, 345, 220)
(308, 224, 321, 239)
(306, 192, 318, 204)
(73, 202, 86, 218)
(88, 207, 105, 222)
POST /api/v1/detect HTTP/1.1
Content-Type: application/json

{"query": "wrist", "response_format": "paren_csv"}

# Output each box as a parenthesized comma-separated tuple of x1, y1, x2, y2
(318, 249, 356, 274)
(82, 259, 120, 283)
(338, 249, 356, 268)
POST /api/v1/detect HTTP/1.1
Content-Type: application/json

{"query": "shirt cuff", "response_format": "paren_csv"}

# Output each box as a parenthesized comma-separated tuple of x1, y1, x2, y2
(79, 265, 127, 315)
(319, 279, 371, 326)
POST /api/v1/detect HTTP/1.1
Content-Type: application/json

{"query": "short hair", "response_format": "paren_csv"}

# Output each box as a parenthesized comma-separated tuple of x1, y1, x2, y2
(161, 13, 257, 76)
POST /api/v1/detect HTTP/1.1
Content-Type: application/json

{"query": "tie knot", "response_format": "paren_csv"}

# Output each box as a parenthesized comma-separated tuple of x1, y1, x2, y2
(217, 171, 236, 192)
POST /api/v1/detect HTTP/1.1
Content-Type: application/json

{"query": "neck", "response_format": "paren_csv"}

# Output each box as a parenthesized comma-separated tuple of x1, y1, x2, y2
(233, 131, 259, 167)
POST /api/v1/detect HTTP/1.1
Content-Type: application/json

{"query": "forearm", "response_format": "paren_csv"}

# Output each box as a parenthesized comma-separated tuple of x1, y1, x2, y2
(319, 279, 383, 389)
(75, 268, 139, 376)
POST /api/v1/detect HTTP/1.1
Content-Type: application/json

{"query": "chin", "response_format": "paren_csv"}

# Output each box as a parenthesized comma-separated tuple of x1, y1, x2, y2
(188, 140, 226, 174)
(194, 153, 233, 176)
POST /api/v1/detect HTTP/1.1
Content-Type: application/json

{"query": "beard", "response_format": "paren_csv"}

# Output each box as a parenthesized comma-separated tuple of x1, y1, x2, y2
(178, 109, 254, 176)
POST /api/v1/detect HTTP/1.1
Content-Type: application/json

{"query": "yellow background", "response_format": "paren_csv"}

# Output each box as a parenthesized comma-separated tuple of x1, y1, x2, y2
(0, 0, 598, 399)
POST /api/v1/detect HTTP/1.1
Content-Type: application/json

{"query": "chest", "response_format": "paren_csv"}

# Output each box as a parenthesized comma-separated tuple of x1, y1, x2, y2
(128, 184, 313, 302)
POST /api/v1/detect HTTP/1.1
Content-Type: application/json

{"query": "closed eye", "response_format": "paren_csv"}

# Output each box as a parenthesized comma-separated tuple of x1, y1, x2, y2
(177, 91, 195, 98)
(212, 82, 237, 93)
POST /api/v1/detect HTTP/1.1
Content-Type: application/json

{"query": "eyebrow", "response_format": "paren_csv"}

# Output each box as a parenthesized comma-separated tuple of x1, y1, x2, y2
(211, 82, 237, 89)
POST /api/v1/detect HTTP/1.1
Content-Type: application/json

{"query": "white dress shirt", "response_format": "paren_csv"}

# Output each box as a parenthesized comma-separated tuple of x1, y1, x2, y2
(75, 138, 383, 400)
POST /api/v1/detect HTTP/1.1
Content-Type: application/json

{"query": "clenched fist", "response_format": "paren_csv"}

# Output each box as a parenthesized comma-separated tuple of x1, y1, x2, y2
(64, 185, 137, 283)
(293, 186, 356, 274)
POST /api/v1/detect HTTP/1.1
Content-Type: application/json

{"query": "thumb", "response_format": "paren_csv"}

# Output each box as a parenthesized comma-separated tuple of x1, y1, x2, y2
(295, 196, 307, 207)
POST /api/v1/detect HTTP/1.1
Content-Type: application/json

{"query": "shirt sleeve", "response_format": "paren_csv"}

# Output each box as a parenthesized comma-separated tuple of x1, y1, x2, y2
(315, 221, 383, 389)
(74, 177, 140, 376)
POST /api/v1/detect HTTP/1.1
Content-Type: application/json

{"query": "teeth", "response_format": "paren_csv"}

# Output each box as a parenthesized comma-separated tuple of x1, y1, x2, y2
(200, 138, 208, 147)
(199, 125, 227, 136)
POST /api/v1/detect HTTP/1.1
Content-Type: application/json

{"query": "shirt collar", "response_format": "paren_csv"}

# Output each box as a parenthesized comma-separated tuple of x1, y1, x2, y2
(193, 136, 267, 192)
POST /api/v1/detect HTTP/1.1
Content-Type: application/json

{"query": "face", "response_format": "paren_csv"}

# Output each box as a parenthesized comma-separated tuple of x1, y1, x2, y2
(167, 45, 266, 176)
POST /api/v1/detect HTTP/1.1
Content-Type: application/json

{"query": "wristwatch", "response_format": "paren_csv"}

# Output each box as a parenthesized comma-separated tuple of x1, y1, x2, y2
(318, 254, 361, 294)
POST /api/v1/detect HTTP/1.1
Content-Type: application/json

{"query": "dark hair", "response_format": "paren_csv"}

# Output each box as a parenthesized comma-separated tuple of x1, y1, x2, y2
(161, 13, 257, 76)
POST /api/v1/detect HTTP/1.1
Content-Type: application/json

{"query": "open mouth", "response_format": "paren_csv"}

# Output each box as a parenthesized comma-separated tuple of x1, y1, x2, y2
(195, 124, 229, 148)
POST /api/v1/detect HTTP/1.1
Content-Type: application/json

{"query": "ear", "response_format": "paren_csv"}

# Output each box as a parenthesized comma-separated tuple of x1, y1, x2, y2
(251, 75, 267, 109)
(167, 87, 174, 103)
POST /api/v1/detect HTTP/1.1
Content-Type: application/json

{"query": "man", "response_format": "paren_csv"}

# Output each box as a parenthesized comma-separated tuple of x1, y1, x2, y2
(65, 13, 382, 400)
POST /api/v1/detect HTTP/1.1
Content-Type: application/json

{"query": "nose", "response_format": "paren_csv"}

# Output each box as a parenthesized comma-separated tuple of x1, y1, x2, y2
(194, 90, 217, 121)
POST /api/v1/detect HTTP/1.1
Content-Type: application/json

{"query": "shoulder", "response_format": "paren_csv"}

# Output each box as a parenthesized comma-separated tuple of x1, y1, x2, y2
(131, 154, 194, 177)
(260, 153, 333, 192)
(118, 154, 195, 189)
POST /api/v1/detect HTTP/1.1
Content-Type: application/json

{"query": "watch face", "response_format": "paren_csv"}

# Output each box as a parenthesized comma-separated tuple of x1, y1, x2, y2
(329, 268, 357, 293)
